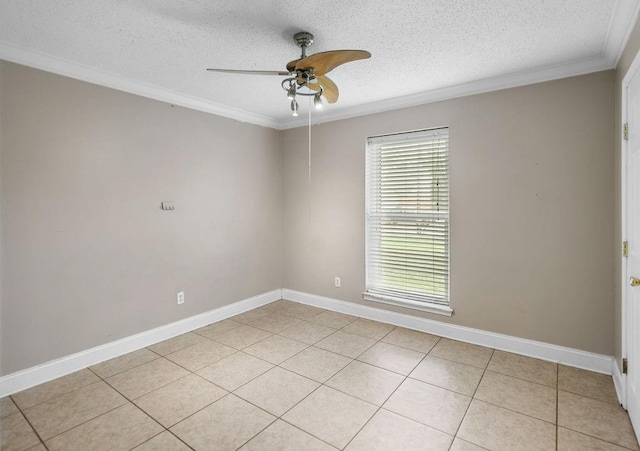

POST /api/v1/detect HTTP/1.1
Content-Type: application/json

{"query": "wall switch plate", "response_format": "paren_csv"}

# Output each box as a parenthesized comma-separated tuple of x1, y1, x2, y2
(162, 201, 175, 211)
(177, 291, 185, 304)
(335, 277, 341, 288)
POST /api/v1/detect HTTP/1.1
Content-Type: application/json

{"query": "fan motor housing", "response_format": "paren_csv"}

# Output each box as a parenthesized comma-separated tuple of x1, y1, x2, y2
(294, 32, 314, 49)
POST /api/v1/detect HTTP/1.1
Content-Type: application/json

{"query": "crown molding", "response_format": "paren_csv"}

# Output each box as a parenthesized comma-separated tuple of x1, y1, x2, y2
(276, 55, 614, 129)
(0, 40, 279, 129)
(2, 0, 638, 132)
(606, 0, 640, 66)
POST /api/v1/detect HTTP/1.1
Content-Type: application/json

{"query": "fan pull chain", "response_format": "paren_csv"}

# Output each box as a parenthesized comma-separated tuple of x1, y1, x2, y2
(308, 94, 312, 224)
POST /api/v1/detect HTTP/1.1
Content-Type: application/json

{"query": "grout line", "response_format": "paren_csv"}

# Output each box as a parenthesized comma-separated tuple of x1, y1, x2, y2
(557, 425, 639, 450)
(556, 364, 559, 451)
(449, 348, 494, 448)
(341, 328, 448, 448)
(167, 429, 196, 451)
(9, 406, 50, 450)
(35, 399, 132, 445)
(480, 367, 558, 390)
(277, 417, 341, 450)
(557, 386, 625, 405)
(7, 302, 629, 451)
(10, 370, 100, 412)
(101, 357, 193, 400)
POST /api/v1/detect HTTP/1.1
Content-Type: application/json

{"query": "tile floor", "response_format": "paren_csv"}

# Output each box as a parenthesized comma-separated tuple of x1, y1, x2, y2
(1, 299, 638, 451)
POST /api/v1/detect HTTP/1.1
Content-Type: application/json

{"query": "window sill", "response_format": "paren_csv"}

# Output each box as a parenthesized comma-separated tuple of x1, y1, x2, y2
(362, 293, 453, 317)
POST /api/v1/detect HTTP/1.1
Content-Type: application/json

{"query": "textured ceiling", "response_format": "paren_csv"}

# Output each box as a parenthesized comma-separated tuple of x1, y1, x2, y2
(0, 0, 638, 128)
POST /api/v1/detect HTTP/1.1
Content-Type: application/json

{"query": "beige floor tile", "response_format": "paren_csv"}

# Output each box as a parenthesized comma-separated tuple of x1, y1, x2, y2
(358, 341, 425, 375)
(346, 409, 453, 451)
(170, 394, 275, 451)
(283, 386, 377, 450)
(196, 352, 273, 391)
(558, 390, 639, 450)
(475, 371, 556, 423)
(165, 339, 236, 371)
(280, 346, 352, 383)
(90, 348, 159, 378)
(248, 313, 305, 333)
(27, 444, 47, 451)
(12, 369, 100, 410)
(134, 374, 227, 427)
(242, 334, 308, 364)
(133, 431, 191, 451)
(310, 310, 358, 329)
(106, 358, 189, 400)
(449, 438, 488, 450)
(487, 350, 557, 387)
(0, 412, 41, 451)
(239, 419, 336, 451)
(315, 330, 376, 358)
(24, 381, 127, 440)
(234, 367, 319, 416)
(278, 320, 336, 344)
(213, 324, 272, 349)
(383, 378, 470, 435)
(278, 303, 326, 321)
(430, 338, 493, 369)
(193, 319, 243, 339)
(261, 300, 299, 314)
(147, 332, 206, 356)
(559, 365, 619, 404)
(231, 308, 271, 324)
(557, 427, 631, 451)
(382, 327, 440, 353)
(457, 400, 556, 451)
(409, 355, 484, 396)
(326, 361, 404, 406)
(45, 403, 162, 451)
(342, 318, 395, 340)
(1, 396, 19, 418)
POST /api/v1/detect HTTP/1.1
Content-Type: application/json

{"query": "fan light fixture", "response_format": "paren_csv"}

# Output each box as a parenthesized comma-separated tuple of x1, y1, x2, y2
(281, 74, 323, 116)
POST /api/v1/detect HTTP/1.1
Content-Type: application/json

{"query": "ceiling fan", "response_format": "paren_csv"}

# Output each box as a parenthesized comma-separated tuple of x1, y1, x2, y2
(207, 31, 371, 115)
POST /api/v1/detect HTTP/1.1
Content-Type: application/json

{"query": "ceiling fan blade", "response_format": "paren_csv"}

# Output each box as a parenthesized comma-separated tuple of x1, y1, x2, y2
(286, 59, 301, 72)
(302, 81, 321, 92)
(294, 50, 371, 76)
(299, 76, 338, 103)
(317, 75, 339, 103)
(206, 69, 290, 76)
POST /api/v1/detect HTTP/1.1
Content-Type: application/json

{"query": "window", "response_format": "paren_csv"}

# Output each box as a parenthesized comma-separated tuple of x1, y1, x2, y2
(364, 127, 451, 316)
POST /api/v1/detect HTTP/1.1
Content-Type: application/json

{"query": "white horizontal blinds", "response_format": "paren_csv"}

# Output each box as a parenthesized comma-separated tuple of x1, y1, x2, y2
(366, 128, 449, 306)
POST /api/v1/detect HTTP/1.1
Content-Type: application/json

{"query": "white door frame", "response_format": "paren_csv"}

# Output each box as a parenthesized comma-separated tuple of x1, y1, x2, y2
(621, 48, 640, 410)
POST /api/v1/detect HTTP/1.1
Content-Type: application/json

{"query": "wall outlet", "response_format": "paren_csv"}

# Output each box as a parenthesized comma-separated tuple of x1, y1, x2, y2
(334, 277, 341, 288)
(177, 291, 185, 305)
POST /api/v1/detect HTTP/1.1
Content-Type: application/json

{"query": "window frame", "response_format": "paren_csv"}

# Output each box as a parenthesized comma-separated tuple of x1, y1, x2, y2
(363, 127, 452, 316)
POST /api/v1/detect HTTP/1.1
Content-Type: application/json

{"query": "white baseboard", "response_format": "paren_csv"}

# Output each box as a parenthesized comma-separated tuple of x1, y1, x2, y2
(282, 288, 615, 375)
(613, 357, 627, 407)
(0, 289, 282, 397)
(1, 287, 618, 398)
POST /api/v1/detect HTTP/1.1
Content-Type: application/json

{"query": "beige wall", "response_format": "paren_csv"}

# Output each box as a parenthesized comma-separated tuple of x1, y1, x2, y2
(283, 71, 615, 355)
(0, 58, 619, 375)
(615, 17, 640, 371)
(0, 61, 283, 375)
(0, 62, 3, 375)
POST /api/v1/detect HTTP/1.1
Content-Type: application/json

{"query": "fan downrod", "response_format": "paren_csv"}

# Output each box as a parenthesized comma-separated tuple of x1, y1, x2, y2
(294, 31, 314, 58)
